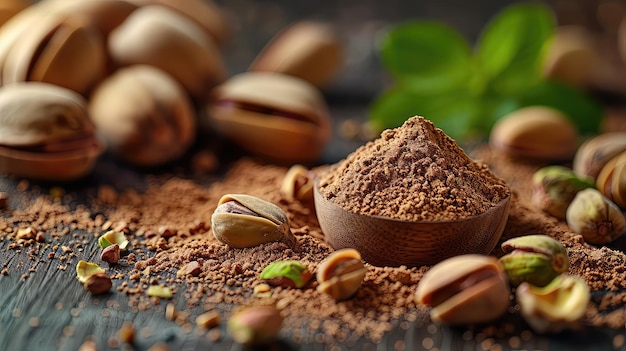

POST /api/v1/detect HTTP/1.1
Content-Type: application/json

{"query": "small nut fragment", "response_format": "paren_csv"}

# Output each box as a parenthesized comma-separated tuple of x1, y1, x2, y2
(516, 274, 590, 334)
(176, 261, 201, 278)
(227, 305, 284, 346)
(531, 166, 595, 219)
(147, 285, 173, 299)
(260, 260, 312, 289)
(84, 272, 112, 295)
(596, 150, 626, 208)
(100, 244, 120, 264)
(118, 321, 135, 344)
(489, 106, 578, 161)
(99, 230, 129, 250)
(76, 260, 106, 283)
(196, 310, 220, 329)
(253, 283, 272, 298)
(316, 248, 367, 301)
(16, 227, 35, 240)
(566, 188, 625, 244)
(211, 194, 295, 248)
(416, 254, 510, 325)
(280, 165, 315, 202)
(573, 132, 626, 180)
(0, 191, 8, 209)
(499, 235, 570, 287)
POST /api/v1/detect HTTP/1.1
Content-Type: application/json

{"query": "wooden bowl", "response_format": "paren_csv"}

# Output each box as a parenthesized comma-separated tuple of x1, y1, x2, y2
(313, 183, 511, 267)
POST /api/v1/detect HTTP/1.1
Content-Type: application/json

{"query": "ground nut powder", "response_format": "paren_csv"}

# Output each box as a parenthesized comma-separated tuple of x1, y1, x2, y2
(318, 116, 510, 221)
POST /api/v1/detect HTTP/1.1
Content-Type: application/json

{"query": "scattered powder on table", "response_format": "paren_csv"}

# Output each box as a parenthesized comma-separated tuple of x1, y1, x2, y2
(318, 116, 510, 221)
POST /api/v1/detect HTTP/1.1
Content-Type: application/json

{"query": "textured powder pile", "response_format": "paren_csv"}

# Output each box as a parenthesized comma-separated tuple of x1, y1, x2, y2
(318, 116, 510, 221)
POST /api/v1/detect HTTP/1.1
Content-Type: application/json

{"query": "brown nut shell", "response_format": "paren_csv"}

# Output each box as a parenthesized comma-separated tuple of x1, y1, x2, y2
(490, 106, 578, 161)
(108, 5, 226, 98)
(249, 21, 343, 87)
(596, 150, 626, 208)
(208, 72, 331, 163)
(573, 132, 626, 180)
(416, 254, 510, 325)
(316, 248, 367, 301)
(0, 0, 30, 28)
(89, 65, 196, 167)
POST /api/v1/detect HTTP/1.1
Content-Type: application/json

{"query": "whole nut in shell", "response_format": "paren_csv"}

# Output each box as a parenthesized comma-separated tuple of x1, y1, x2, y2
(108, 5, 226, 98)
(227, 305, 284, 346)
(211, 194, 296, 248)
(0, 82, 102, 180)
(543, 26, 596, 88)
(89, 65, 196, 167)
(249, 21, 343, 87)
(516, 274, 590, 334)
(207, 72, 332, 163)
(572, 132, 626, 179)
(415, 254, 510, 325)
(489, 106, 578, 161)
(316, 248, 367, 301)
(566, 188, 625, 244)
(531, 166, 595, 219)
(280, 164, 315, 202)
(499, 235, 570, 287)
(596, 150, 626, 208)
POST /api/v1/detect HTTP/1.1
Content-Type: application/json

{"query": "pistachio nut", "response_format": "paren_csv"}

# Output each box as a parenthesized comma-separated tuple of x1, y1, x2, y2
(147, 285, 173, 299)
(489, 106, 578, 161)
(108, 5, 226, 98)
(249, 21, 343, 87)
(415, 254, 510, 325)
(227, 305, 284, 346)
(76, 260, 106, 284)
(516, 274, 590, 334)
(572, 132, 626, 180)
(206, 72, 332, 163)
(531, 166, 595, 219)
(84, 272, 113, 295)
(211, 194, 296, 248)
(0, 82, 102, 180)
(0, 0, 30, 28)
(316, 248, 367, 301)
(543, 26, 596, 88)
(596, 150, 626, 208)
(499, 235, 570, 287)
(89, 65, 196, 166)
(280, 164, 315, 202)
(566, 188, 625, 244)
(99, 230, 129, 250)
(260, 260, 312, 289)
(45, 0, 138, 37)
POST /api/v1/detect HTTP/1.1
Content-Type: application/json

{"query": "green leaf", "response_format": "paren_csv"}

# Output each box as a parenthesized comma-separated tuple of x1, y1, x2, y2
(517, 80, 603, 134)
(476, 3, 555, 94)
(380, 22, 473, 93)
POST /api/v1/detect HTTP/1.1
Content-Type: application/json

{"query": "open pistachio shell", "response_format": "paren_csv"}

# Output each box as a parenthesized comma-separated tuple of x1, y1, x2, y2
(89, 65, 196, 166)
(0, 82, 102, 180)
(500, 235, 569, 287)
(76, 260, 105, 284)
(207, 72, 332, 163)
(573, 132, 626, 180)
(596, 150, 626, 208)
(211, 194, 295, 248)
(108, 5, 226, 98)
(416, 254, 510, 325)
(316, 248, 367, 301)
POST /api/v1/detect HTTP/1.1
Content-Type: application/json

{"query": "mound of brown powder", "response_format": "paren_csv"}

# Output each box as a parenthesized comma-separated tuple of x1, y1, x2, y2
(318, 116, 510, 221)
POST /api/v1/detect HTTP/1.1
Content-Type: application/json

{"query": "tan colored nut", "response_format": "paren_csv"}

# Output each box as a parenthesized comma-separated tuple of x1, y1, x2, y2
(280, 165, 315, 202)
(100, 244, 120, 264)
(207, 72, 332, 163)
(249, 21, 343, 87)
(227, 305, 284, 346)
(1, 12, 106, 95)
(89, 65, 196, 167)
(596, 150, 626, 208)
(84, 272, 112, 295)
(573, 132, 626, 180)
(566, 188, 625, 244)
(196, 310, 221, 329)
(543, 26, 596, 88)
(46, 0, 138, 37)
(489, 106, 578, 161)
(0, 0, 30, 28)
(416, 254, 510, 325)
(108, 5, 226, 98)
(211, 194, 296, 248)
(316, 248, 367, 301)
(0, 82, 102, 180)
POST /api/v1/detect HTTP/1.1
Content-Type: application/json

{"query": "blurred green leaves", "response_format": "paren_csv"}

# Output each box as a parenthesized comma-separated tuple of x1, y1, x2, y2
(370, 3, 602, 142)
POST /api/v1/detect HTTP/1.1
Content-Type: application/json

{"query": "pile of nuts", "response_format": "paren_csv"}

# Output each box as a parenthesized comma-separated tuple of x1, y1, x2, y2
(0, 0, 344, 180)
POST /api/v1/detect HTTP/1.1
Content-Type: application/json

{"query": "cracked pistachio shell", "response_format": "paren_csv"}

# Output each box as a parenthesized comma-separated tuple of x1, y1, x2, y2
(249, 21, 343, 87)
(100, 230, 129, 250)
(566, 188, 625, 244)
(108, 5, 226, 98)
(280, 164, 315, 202)
(531, 166, 595, 219)
(0, 82, 102, 180)
(89, 65, 196, 166)
(211, 194, 295, 248)
(316, 248, 367, 301)
(573, 132, 626, 180)
(416, 254, 510, 325)
(228, 305, 284, 346)
(76, 260, 105, 283)
(500, 235, 569, 287)
(207, 72, 332, 163)
(489, 106, 578, 161)
(596, 150, 626, 208)
(516, 274, 590, 334)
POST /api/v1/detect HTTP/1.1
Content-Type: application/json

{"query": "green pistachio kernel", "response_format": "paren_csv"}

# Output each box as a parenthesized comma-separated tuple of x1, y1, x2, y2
(260, 260, 311, 288)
